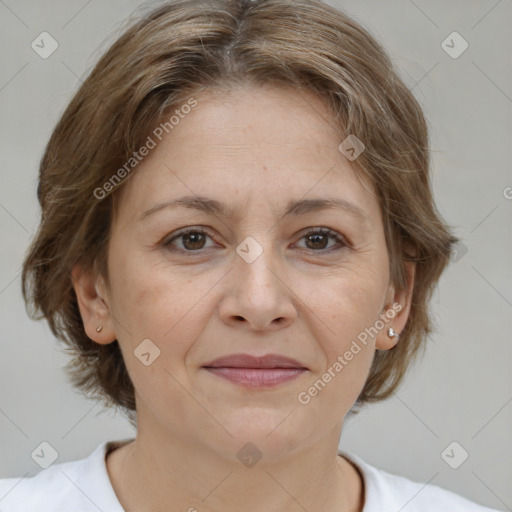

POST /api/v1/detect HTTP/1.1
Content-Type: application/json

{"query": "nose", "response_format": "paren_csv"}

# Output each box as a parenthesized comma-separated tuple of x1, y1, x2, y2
(218, 237, 297, 332)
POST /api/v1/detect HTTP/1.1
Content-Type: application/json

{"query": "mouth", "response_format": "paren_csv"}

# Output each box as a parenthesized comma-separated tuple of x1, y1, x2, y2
(202, 354, 308, 389)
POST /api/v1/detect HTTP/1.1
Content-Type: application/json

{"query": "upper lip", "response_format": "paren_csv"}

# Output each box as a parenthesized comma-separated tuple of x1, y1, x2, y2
(203, 354, 308, 370)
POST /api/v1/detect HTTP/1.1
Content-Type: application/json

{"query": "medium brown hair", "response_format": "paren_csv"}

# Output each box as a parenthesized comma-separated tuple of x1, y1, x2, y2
(22, 0, 459, 426)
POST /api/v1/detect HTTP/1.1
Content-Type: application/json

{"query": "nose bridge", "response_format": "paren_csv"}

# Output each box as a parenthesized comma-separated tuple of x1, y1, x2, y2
(235, 233, 280, 292)
(232, 196, 280, 273)
(227, 195, 291, 292)
(217, 228, 297, 330)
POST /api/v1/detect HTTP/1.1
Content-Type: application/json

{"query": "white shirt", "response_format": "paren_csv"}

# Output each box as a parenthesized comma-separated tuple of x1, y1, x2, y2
(0, 439, 501, 511)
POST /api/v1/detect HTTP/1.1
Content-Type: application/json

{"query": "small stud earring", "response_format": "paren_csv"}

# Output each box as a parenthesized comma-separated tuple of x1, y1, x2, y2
(388, 327, 399, 340)
(96, 325, 103, 333)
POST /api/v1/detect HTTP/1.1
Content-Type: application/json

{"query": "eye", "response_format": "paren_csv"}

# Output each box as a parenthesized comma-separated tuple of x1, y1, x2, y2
(163, 227, 216, 252)
(163, 226, 348, 254)
(295, 227, 348, 252)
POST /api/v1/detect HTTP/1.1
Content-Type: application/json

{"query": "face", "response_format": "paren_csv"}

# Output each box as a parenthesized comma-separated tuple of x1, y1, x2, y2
(74, 83, 413, 462)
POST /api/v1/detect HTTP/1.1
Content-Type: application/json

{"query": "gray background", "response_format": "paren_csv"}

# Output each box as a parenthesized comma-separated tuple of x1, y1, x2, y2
(0, 0, 510, 510)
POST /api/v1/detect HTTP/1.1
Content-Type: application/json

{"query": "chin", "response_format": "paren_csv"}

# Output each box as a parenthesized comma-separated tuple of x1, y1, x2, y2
(208, 408, 316, 463)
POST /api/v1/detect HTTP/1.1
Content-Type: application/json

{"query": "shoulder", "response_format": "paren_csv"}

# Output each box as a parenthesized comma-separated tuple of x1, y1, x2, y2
(0, 456, 88, 511)
(0, 441, 126, 512)
(340, 450, 501, 512)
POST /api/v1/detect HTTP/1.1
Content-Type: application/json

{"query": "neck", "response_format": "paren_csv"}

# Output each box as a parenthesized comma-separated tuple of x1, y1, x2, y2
(106, 423, 364, 512)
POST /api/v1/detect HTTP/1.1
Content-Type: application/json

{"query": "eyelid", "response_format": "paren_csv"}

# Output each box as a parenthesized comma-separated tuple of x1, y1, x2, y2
(163, 226, 214, 247)
(163, 225, 350, 253)
(297, 226, 347, 242)
(295, 226, 350, 251)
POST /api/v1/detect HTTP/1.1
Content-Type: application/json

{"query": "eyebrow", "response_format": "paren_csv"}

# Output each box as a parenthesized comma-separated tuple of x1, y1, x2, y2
(138, 195, 370, 224)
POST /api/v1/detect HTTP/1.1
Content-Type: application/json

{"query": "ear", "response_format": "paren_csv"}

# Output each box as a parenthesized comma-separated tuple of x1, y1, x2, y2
(71, 263, 117, 345)
(375, 260, 416, 351)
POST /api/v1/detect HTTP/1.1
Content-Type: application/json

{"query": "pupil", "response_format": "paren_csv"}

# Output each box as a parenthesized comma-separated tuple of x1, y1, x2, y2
(308, 234, 327, 249)
(184, 232, 204, 250)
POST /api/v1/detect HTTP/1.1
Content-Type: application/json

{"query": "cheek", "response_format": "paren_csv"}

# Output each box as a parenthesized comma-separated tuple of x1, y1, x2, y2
(298, 266, 385, 403)
(107, 246, 219, 366)
(298, 303, 378, 420)
(307, 264, 387, 346)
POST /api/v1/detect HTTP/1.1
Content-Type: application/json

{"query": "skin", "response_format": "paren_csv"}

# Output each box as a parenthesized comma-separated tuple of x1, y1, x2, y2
(72, 83, 415, 512)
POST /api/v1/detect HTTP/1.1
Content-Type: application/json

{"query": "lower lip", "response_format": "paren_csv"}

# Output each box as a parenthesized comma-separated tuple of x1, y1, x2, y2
(203, 367, 306, 388)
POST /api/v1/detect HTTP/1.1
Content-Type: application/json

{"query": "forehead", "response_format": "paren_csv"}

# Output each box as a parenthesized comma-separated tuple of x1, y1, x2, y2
(114, 84, 379, 226)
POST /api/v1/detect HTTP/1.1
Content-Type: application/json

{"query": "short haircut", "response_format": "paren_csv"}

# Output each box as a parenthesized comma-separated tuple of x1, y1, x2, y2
(22, 0, 459, 426)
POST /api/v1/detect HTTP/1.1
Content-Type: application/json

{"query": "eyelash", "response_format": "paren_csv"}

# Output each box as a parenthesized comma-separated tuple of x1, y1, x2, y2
(163, 226, 349, 255)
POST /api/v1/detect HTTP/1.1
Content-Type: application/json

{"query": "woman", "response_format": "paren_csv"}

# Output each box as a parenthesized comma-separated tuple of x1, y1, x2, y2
(0, 0, 501, 510)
